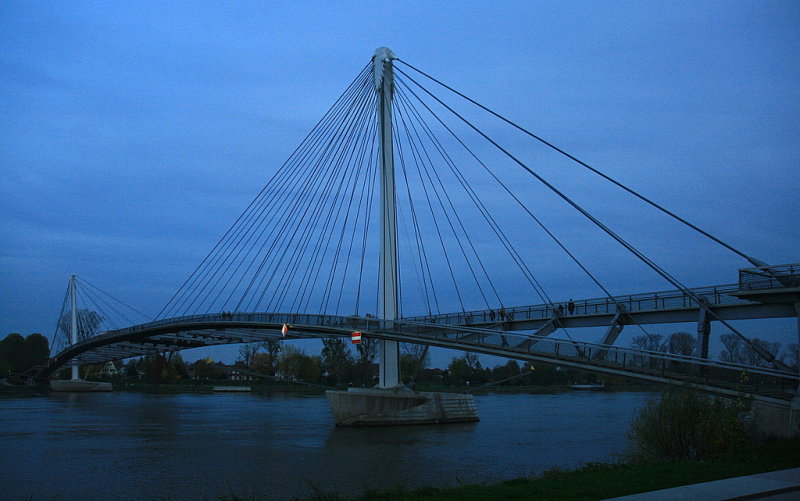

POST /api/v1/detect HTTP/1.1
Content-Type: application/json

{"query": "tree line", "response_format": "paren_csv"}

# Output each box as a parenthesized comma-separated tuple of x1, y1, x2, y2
(0, 333, 50, 377)
(630, 331, 798, 369)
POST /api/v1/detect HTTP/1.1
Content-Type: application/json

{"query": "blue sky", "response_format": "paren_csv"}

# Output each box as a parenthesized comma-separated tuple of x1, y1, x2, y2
(1, 1, 798, 367)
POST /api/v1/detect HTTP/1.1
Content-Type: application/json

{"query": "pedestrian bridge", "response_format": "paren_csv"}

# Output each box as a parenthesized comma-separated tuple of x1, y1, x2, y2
(39, 50, 800, 411)
(39, 304, 799, 406)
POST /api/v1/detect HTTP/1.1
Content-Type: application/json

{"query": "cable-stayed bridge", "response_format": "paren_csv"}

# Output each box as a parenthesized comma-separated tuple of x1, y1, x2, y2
(39, 48, 800, 408)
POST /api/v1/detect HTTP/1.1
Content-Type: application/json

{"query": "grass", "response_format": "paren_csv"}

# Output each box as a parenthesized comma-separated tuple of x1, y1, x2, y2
(253, 437, 800, 501)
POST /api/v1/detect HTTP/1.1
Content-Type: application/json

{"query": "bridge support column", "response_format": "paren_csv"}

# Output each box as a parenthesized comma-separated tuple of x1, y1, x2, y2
(595, 308, 626, 360)
(696, 303, 711, 359)
(375, 46, 401, 389)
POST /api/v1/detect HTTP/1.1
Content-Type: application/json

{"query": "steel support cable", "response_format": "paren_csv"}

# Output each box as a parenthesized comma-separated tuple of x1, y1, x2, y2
(354, 148, 379, 315)
(393, 95, 555, 319)
(398, 70, 786, 369)
(395, 107, 467, 313)
(78, 284, 131, 330)
(319, 103, 380, 314)
(333, 116, 381, 315)
(169, 75, 371, 317)
(273, 80, 377, 311)
(202, 67, 373, 311)
(80, 277, 151, 323)
(159, 64, 371, 318)
(52, 286, 71, 352)
(212, 84, 371, 313)
(395, 87, 502, 309)
(395, 192, 432, 315)
(259, 78, 376, 308)
(394, 60, 765, 268)
(205, 74, 375, 313)
(393, 138, 435, 316)
(394, 120, 452, 314)
(394, 95, 493, 311)
(274, 84, 378, 312)
(234, 75, 376, 312)
(297, 88, 378, 311)
(395, 80, 553, 306)
(394, 77, 656, 341)
(181, 67, 373, 315)
(255, 83, 378, 313)
(294, 100, 373, 313)
(392, 116, 438, 315)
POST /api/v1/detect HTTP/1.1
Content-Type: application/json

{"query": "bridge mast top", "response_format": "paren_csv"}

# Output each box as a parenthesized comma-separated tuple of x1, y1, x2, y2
(372, 47, 396, 91)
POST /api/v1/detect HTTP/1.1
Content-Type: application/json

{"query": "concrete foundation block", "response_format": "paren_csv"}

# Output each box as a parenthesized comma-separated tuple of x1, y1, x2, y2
(326, 387, 479, 426)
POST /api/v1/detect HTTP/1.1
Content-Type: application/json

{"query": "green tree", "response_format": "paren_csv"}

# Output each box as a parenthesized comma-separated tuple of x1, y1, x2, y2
(124, 358, 139, 378)
(0, 333, 26, 373)
(629, 389, 748, 461)
(447, 356, 472, 386)
(260, 338, 282, 375)
(23, 333, 50, 369)
(354, 337, 378, 385)
(189, 357, 227, 380)
(492, 360, 522, 385)
(279, 345, 321, 383)
(321, 337, 352, 385)
(251, 352, 278, 375)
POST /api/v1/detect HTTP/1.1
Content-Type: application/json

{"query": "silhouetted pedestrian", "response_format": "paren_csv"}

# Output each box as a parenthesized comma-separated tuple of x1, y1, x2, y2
(568, 299, 575, 315)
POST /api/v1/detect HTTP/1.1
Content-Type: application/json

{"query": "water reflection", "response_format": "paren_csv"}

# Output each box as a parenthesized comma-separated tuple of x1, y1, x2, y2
(0, 390, 654, 500)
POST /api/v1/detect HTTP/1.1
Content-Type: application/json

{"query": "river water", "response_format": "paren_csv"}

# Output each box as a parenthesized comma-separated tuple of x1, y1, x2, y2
(1, 390, 655, 500)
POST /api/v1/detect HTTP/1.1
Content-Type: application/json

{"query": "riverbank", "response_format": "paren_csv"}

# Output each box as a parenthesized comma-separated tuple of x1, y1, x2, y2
(269, 437, 800, 501)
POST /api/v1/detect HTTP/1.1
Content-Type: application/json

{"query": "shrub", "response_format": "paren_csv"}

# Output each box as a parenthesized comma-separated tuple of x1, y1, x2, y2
(629, 389, 748, 461)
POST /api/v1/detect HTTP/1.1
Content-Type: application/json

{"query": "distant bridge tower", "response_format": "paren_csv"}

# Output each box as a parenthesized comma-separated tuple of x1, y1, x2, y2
(69, 274, 80, 380)
(374, 47, 401, 388)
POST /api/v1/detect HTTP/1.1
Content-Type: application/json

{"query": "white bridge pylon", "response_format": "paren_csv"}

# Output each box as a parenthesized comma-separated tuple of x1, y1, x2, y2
(374, 46, 401, 388)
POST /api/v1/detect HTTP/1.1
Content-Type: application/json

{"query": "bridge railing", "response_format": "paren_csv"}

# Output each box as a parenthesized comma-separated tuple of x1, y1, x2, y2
(53, 311, 796, 400)
(739, 263, 800, 291)
(401, 283, 751, 327)
(382, 319, 798, 399)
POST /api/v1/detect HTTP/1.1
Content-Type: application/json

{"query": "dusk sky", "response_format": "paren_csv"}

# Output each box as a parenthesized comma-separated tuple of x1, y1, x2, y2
(1, 1, 798, 366)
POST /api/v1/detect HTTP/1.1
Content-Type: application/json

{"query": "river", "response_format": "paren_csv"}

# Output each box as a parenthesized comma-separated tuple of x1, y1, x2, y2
(0, 390, 656, 500)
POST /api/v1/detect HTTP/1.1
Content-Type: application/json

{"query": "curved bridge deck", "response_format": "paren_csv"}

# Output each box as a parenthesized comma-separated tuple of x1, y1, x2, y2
(41, 311, 798, 406)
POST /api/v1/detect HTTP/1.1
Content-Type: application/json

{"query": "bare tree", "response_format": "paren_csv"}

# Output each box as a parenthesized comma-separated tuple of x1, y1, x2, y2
(464, 351, 481, 371)
(401, 343, 429, 369)
(260, 338, 282, 364)
(632, 334, 666, 353)
(719, 333, 782, 368)
(238, 343, 259, 367)
(668, 332, 696, 356)
(356, 337, 379, 365)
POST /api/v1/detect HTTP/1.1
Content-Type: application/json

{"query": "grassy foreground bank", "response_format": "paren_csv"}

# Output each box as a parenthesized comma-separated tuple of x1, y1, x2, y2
(222, 438, 800, 501)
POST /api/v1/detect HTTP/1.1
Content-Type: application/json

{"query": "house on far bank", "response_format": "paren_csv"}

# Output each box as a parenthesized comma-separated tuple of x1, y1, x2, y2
(97, 361, 119, 378)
